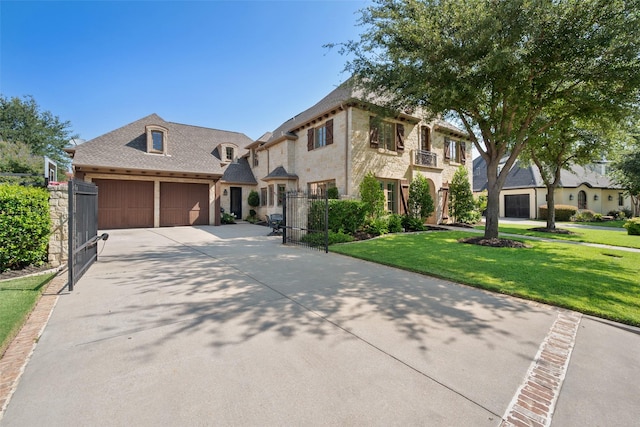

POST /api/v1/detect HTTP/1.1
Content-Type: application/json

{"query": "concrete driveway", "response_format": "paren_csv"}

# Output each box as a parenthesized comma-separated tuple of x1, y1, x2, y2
(1, 224, 638, 426)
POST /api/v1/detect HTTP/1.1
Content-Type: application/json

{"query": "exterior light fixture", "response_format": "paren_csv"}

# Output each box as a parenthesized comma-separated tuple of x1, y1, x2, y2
(594, 195, 598, 201)
(223, 189, 228, 196)
(569, 194, 574, 200)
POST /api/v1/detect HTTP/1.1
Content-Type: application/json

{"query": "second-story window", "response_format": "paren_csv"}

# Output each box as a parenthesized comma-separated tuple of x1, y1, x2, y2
(369, 117, 405, 152)
(146, 125, 168, 154)
(421, 126, 431, 151)
(444, 138, 466, 164)
(226, 146, 234, 161)
(307, 119, 334, 151)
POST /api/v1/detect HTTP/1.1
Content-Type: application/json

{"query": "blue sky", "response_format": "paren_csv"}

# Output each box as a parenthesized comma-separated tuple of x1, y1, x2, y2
(1, 0, 369, 142)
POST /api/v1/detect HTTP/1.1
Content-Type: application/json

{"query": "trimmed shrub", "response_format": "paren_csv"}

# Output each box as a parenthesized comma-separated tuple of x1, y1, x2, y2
(572, 210, 596, 222)
(402, 215, 426, 232)
(247, 190, 260, 208)
(0, 184, 51, 272)
(388, 214, 403, 233)
(364, 216, 389, 236)
(539, 204, 577, 221)
(328, 199, 367, 234)
(624, 218, 640, 235)
(327, 186, 340, 199)
(221, 212, 236, 224)
(360, 172, 385, 219)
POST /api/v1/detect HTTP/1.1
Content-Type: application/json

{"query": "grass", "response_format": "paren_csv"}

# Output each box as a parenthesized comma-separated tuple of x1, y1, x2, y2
(331, 231, 640, 326)
(473, 223, 640, 249)
(0, 273, 56, 356)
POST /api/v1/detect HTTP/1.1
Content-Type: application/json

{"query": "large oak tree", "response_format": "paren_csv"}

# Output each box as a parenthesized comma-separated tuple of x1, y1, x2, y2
(339, 0, 640, 238)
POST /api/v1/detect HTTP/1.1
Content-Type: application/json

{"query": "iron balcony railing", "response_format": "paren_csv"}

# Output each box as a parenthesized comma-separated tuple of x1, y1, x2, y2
(414, 150, 438, 167)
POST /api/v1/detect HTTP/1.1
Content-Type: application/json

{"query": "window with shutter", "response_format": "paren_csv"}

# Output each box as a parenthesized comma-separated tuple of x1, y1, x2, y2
(307, 128, 314, 151)
(396, 124, 405, 151)
(421, 126, 431, 151)
(369, 117, 380, 148)
(325, 119, 333, 145)
(460, 142, 467, 164)
(444, 138, 451, 160)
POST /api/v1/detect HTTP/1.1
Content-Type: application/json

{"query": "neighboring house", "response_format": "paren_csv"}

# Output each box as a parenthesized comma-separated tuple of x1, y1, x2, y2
(473, 156, 632, 218)
(67, 114, 253, 228)
(247, 80, 472, 224)
(69, 81, 473, 229)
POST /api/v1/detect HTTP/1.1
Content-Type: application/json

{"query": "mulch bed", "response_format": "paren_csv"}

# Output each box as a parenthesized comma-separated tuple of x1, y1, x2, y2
(0, 264, 55, 282)
(459, 236, 532, 248)
(529, 227, 575, 235)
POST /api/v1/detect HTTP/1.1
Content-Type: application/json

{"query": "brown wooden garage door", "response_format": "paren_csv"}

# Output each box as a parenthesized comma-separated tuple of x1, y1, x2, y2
(160, 182, 209, 226)
(94, 179, 154, 229)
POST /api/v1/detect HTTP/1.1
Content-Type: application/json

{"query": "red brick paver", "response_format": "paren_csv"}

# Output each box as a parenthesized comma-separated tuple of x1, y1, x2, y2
(501, 310, 582, 427)
(0, 274, 67, 421)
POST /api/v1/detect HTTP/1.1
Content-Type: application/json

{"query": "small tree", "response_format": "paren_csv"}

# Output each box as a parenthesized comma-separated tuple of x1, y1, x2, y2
(408, 175, 434, 221)
(247, 190, 260, 208)
(359, 171, 384, 219)
(449, 166, 477, 224)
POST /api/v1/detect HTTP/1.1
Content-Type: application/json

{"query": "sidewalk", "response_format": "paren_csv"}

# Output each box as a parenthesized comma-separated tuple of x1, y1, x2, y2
(1, 224, 638, 426)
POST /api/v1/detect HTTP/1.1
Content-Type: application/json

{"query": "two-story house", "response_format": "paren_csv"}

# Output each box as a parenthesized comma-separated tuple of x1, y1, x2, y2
(68, 81, 472, 229)
(238, 80, 472, 225)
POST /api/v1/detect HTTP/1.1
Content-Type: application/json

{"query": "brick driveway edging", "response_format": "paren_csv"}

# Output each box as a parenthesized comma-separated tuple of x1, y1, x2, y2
(0, 273, 67, 421)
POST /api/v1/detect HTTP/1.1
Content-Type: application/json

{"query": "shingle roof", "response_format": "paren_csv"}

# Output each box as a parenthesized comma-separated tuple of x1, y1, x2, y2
(263, 166, 298, 181)
(265, 79, 468, 144)
(473, 156, 619, 192)
(71, 113, 253, 176)
(221, 157, 257, 184)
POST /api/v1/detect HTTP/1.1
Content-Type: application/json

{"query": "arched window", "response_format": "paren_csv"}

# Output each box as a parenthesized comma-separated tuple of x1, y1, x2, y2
(145, 125, 168, 154)
(578, 190, 587, 209)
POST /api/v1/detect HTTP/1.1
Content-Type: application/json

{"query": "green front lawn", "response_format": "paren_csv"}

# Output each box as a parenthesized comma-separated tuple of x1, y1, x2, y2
(0, 273, 55, 356)
(474, 223, 640, 249)
(331, 231, 640, 326)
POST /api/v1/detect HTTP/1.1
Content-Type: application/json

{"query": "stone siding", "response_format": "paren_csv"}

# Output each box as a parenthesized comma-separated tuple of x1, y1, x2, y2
(48, 184, 68, 268)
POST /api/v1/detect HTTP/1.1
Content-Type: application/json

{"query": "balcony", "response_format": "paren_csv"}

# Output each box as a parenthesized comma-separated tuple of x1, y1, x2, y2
(414, 150, 438, 168)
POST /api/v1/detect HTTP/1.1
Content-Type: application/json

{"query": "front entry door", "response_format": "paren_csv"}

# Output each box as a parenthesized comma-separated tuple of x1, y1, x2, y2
(230, 187, 242, 219)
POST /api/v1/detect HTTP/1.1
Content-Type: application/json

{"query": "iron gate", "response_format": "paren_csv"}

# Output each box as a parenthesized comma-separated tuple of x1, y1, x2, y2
(68, 180, 101, 291)
(283, 191, 329, 253)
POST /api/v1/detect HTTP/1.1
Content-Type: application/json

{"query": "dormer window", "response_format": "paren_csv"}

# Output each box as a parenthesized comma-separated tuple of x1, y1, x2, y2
(225, 146, 234, 161)
(145, 125, 168, 154)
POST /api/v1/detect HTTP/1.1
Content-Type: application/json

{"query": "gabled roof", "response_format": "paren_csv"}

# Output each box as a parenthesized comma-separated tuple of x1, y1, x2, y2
(221, 157, 257, 185)
(71, 113, 253, 176)
(263, 166, 298, 181)
(262, 79, 468, 146)
(473, 156, 619, 192)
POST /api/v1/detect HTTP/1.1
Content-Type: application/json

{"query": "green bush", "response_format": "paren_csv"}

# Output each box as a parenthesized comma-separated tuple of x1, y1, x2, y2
(388, 214, 403, 233)
(247, 190, 260, 208)
(608, 208, 633, 219)
(0, 185, 51, 272)
(364, 216, 389, 236)
(221, 212, 236, 224)
(327, 186, 340, 199)
(539, 204, 577, 221)
(360, 172, 385, 219)
(572, 210, 596, 222)
(402, 215, 426, 232)
(328, 199, 367, 234)
(300, 230, 355, 246)
(624, 218, 640, 235)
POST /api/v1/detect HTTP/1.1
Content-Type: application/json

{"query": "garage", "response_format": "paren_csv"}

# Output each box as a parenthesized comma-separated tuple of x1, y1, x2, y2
(94, 179, 154, 229)
(160, 182, 210, 226)
(504, 194, 530, 218)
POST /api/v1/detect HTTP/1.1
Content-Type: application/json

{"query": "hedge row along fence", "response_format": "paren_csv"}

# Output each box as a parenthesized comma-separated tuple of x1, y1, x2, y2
(538, 204, 578, 222)
(0, 184, 51, 272)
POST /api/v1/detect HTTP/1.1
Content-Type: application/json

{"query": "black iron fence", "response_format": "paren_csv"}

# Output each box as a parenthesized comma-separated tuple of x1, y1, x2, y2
(68, 180, 103, 291)
(283, 191, 329, 253)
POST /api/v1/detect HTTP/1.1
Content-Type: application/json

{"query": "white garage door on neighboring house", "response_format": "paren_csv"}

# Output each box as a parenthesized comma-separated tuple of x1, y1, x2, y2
(504, 194, 530, 218)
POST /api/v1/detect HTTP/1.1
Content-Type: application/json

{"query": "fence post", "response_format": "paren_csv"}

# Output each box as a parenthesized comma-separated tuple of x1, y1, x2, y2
(282, 192, 287, 244)
(67, 181, 75, 291)
(324, 190, 329, 253)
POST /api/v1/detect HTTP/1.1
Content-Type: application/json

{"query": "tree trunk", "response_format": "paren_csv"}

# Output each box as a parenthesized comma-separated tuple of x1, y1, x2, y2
(546, 184, 557, 230)
(484, 169, 502, 239)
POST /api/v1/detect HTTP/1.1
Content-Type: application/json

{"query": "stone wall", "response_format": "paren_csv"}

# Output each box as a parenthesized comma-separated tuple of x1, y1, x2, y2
(48, 184, 68, 268)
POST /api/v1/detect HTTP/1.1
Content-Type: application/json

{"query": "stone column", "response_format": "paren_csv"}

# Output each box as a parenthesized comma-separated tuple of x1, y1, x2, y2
(48, 184, 69, 268)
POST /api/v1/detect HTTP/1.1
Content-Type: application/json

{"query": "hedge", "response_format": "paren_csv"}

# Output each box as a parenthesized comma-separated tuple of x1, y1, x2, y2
(0, 185, 51, 272)
(624, 218, 640, 235)
(538, 204, 578, 222)
(328, 199, 367, 234)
